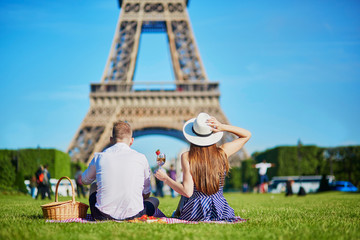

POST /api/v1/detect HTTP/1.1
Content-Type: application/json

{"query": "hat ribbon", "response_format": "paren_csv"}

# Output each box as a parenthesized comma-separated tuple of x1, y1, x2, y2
(192, 126, 212, 137)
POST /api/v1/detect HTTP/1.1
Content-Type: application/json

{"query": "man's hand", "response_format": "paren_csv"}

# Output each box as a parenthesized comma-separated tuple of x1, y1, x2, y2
(143, 192, 150, 199)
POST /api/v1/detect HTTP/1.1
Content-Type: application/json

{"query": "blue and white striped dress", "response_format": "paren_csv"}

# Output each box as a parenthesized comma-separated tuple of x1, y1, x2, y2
(179, 185, 235, 221)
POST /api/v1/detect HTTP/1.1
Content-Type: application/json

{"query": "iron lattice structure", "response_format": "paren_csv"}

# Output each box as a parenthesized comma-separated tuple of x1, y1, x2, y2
(68, 0, 249, 166)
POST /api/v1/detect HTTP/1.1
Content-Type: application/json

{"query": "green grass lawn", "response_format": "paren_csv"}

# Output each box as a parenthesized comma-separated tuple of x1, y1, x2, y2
(0, 191, 359, 240)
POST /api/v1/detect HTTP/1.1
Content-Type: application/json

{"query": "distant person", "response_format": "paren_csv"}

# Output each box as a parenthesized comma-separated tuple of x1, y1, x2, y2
(318, 174, 330, 192)
(285, 179, 294, 196)
(35, 165, 44, 200)
(298, 186, 306, 196)
(168, 164, 176, 198)
(155, 177, 164, 198)
(155, 113, 251, 221)
(75, 165, 86, 198)
(242, 183, 249, 193)
(253, 181, 260, 193)
(43, 164, 51, 200)
(252, 159, 275, 193)
(29, 175, 37, 199)
(81, 121, 159, 221)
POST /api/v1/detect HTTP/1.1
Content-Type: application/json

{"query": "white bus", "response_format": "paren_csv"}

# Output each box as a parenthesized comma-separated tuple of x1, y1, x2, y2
(268, 175, 335, 194)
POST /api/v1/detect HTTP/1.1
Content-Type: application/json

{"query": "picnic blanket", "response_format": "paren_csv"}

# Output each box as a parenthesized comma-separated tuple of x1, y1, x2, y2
(45, 209, 247, 224)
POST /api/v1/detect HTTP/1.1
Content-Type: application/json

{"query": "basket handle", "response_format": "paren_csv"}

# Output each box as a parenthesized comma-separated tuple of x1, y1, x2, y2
(55, 176, 76, 203)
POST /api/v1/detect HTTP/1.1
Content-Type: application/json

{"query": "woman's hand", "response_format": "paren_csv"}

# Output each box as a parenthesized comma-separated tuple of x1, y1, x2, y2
(207, 117, 224, 132)
(154, 169, 169, 182)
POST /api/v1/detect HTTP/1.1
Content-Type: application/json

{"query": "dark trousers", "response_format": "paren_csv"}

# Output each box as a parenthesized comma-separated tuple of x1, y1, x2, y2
(259, 174, 269, 184)
(35, 186, 42, 199)
(36, 185, 50, 200)
(155, 181, 164, 197)
(43, 185, 51, 200)
(89, 192, 155, 221)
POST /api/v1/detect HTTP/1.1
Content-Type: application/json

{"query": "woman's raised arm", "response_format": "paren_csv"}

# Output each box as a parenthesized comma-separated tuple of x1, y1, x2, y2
(207, 117, 251, 158)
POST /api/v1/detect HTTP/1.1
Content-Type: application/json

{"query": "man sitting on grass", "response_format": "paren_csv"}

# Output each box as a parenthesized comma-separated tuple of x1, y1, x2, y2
(81, 121, 159, 220)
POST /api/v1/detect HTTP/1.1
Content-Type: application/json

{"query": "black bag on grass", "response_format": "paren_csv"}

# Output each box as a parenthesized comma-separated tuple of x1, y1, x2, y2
(298, 187, 306, 196)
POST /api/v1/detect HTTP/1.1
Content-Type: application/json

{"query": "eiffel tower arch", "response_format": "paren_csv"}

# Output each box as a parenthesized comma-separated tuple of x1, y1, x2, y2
(67, 0, 249, 166)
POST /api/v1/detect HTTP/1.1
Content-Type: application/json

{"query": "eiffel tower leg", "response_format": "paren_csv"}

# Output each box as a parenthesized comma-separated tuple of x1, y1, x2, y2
(67, 122, 105, 163)
(101, 19, 141, 82)
(167, 20, 207, 81)
(166, 20, 183, 81)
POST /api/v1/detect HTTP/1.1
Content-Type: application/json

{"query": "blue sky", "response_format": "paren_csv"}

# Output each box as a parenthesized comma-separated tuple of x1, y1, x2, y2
(1, 0, 359, 166)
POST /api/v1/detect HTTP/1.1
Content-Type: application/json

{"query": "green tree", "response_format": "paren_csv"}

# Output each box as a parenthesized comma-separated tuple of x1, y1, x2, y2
(324, 146, 360, 188)
(241, 159, 257, 189)
(224, 167, 242, 191)
(14, 170, 28, 193)
(0, 150, 16, 189)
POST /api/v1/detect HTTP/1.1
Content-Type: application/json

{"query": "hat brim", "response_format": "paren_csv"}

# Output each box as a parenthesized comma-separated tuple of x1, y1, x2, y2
(182, 118, 223, 146)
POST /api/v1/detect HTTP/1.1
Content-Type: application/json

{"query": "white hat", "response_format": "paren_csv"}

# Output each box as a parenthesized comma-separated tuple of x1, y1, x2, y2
(182, 113, 223, 146)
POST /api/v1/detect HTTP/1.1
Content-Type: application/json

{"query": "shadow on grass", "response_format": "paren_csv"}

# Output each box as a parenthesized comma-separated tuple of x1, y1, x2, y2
(24, 213, 44, 220)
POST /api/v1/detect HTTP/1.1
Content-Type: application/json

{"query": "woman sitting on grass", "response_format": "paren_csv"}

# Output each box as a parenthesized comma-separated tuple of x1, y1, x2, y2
(155, 113, 251, 221)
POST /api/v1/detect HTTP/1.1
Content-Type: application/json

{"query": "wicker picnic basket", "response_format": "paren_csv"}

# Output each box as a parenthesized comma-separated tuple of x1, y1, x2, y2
(41, 176, 89, 220)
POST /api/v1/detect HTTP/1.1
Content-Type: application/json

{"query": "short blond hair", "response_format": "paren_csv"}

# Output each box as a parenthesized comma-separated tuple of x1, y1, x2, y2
(112, 121, 132, 141)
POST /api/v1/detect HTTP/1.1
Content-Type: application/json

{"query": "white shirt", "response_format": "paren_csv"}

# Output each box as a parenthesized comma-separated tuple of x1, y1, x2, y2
(82, 143, 151, 220)
(255, 162, 272, 175)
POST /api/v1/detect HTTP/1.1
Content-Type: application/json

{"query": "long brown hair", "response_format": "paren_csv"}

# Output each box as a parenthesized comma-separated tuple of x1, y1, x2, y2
(188, 143, 229, 195)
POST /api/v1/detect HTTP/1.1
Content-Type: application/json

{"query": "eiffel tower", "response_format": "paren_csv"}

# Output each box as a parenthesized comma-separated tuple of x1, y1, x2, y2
(67, 0, 249, 166)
